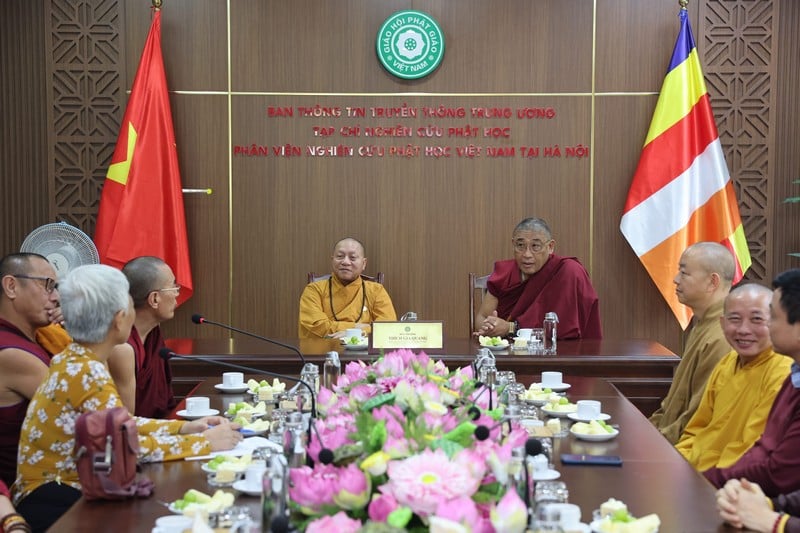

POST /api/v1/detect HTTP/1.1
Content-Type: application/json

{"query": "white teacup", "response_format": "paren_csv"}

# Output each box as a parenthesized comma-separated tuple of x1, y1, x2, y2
(546, 503, 582, 530)
(344, 328, 363, 340)
(244, 463, 267, 490)
(541, 371, 563, 387)
(185, 396, 210, 415)
(576, 400, 602, 420)
(155, 514, 193, 533)
(517, 328, 533, 339)
(531, 453, 548, 473)
(222, 372, 244, 388)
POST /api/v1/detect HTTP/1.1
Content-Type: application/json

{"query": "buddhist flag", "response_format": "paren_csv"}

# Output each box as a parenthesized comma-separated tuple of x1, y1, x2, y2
(94, 9, 193, 305)
(619, 8, 750, 329)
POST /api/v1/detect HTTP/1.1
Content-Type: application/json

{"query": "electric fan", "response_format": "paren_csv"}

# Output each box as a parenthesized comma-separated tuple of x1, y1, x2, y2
(19, 222, 99, 278)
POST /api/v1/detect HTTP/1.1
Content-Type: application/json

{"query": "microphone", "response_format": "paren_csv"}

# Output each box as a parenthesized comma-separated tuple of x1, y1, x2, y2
(161, 348, 335, 465)
(191, 313, 306, 364)
(159, 348, 316, 418)
(523, 438, 544, 513)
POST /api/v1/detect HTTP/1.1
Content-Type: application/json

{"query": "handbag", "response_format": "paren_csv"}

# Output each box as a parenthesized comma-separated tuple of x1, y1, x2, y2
(74, 406, 154, 500)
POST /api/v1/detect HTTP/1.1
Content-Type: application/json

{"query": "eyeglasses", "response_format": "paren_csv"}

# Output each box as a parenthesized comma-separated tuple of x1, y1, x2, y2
(13, 275, 58, 294)
(153, 284, 181, 294)
(512, 240, 550, 254)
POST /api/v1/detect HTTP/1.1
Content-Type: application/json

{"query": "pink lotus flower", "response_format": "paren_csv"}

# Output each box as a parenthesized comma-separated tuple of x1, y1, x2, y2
(380, 449, 482, 517)
(333, 464, 371, 510)
(288, 464, 338, 514)
(432, 495, 480, 527)
(305, 511, 362, 533)
(308, 422, 353, 463)
(489, 489, 528, 533)
(368, 492, 399, 522)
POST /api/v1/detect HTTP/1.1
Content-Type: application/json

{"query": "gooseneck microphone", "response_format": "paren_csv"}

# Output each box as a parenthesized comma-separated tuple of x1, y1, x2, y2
(191, 313, 306, 365)
(159, 348, 316, 418)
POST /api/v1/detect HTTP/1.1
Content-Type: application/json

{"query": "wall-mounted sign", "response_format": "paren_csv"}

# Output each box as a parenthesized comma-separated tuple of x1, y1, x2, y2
(376, 10, 445, 80)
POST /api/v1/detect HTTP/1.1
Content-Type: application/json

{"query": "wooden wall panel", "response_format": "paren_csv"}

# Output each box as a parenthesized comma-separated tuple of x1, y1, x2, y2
(0, 0, 49, 256)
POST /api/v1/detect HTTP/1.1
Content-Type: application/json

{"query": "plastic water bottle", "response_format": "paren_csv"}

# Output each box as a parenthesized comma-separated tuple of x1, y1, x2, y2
(322, 351, 340, 390)
(543, 312, 558, 355)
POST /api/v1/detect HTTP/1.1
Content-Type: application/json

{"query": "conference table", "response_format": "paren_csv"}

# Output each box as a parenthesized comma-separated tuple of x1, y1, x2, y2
(165, 337, 680, 416)
(50, 373, 738, 532)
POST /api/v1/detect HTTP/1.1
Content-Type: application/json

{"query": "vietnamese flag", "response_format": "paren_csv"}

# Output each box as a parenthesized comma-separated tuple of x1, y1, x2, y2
(94, 9, 193, 305)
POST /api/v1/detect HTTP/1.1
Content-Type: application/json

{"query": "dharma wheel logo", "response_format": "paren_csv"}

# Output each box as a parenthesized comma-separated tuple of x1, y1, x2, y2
(376, 10, 445, 80)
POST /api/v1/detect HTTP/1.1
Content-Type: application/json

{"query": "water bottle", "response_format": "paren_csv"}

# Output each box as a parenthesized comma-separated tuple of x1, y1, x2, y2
(298, 363, 319, 411)
(262, 454, 289, 531)
(282, 412, 307, 468)
(322, 351, 341, 390)
(543, 312, 558, 355)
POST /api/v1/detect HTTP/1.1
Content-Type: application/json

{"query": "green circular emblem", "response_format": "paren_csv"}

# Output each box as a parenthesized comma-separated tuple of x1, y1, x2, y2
(376, 10, 445, 80)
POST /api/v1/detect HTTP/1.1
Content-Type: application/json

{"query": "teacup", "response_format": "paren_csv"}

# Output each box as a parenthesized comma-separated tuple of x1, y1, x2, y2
(223, 372, 244, 388)
(344, 328, 363, 340)
(155, 514, 193, 533)
(517, 328, 533, 339)
(576, 400, 601, 420)
(531, 453, 548, 473)
(244, 463, 267, 490)
(185, 396, 210, 415)
(546, 503, 582, 530)
(541, 371, 563, 388)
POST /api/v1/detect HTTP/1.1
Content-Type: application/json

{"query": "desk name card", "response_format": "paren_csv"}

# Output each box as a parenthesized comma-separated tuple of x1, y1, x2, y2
(372, 321, 443, 349)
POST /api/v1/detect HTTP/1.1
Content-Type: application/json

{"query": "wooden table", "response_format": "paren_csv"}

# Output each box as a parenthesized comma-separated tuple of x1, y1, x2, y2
(166, 338, 680, 415)
(50, 374, 736, 532)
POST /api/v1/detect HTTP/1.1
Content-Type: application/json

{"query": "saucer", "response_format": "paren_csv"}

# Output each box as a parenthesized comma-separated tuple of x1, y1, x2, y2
(340, 337, 366, 344)
(570, 427, 620, 442)
(480, 342, 510, 351)
(531, 468, 561, 481)
(568, 412, 611, 423)
(176, 408, 219, 420)
(344, 342, 369, 350)
(565, 523, 591, 533)
(533, 382, 571, 392)
(541, 405, 578, 418)
(215, 383, 249, 394)
(232, 479, 262, 496)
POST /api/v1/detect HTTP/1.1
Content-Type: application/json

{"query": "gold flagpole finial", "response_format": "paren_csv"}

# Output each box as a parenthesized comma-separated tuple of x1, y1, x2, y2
(152, 0, 162, 9)
(679, 0, 689, 8)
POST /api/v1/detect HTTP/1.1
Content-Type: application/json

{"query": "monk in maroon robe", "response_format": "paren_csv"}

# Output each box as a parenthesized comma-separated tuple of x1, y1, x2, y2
(475, 218, 602, 339)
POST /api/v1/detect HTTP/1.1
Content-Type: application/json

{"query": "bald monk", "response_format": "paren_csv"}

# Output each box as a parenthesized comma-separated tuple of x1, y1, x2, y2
(299, 237, 396, 338)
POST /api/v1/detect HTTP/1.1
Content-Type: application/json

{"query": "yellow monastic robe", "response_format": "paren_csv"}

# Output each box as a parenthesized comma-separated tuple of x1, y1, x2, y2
(675, 347, 792, 470)
(298, 275, 397, 338)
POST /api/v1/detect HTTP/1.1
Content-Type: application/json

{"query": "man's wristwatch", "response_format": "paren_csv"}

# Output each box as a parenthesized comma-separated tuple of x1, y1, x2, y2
(508, 320, 517, 336)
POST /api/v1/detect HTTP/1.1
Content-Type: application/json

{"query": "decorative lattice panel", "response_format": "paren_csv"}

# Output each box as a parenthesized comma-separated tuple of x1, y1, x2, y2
(48, 0, 121, 235)
(701, 0, 774, 281)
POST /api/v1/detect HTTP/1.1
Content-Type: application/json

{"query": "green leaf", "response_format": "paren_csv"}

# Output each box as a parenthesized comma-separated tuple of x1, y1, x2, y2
(362, 392, 395, 411)
(429, 438, 463, 458)
(387, 507, 413, 528)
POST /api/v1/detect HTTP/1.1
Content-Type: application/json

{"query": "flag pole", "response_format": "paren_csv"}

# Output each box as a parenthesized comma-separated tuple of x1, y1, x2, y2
(152, 0, 162, 10)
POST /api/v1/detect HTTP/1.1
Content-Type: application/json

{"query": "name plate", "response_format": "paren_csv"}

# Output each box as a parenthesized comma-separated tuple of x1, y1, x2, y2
(371, 321, 443, 349)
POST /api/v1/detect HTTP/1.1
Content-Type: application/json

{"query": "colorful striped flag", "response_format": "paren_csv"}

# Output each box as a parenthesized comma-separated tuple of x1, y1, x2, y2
(620, 8, 751, 329)
(94, 9, 193, 305)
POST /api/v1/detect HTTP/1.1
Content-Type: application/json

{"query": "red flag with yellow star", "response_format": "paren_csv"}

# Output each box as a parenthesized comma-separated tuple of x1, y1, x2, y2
(94, 9, 192, 305)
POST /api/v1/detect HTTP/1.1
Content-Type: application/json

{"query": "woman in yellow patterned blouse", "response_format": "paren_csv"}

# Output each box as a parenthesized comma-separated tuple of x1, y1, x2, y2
(12, 265, 243, 531)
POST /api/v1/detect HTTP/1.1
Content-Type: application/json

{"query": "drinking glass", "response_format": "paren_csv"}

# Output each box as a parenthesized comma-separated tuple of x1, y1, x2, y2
(533, 503, 565, 532)
(534, 481, 569, 506)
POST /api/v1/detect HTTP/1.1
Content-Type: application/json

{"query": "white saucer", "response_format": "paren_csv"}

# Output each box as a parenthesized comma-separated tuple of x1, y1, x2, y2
(533, 382, 571, 392)
(531, 468, 561, 481)
(344, 342, 369, 350)
(568, 412, 611, 422)
(175, 408, 219, 420)
(215, 383, 249, 394)
(340, 337, 366, 344)
(565, 523, 591, 533)
(541, 406, 578, 418)
(233, 479, 262, 496)
(480, 343, 510, 351)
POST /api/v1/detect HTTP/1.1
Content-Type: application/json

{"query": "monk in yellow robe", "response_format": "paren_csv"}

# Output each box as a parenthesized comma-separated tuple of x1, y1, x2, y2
(298, 238, 396, 338)
(676, 283, 792, 471)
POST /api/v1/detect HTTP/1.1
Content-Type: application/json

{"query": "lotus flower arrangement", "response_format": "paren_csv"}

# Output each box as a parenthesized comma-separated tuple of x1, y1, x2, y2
(288, 349, 530, 533)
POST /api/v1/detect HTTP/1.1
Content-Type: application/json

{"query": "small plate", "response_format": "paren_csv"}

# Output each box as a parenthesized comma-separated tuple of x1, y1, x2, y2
(167, 502, 183, 515)
(565, 523, 591, 533)
(532, 382, 571, 392)
(214, 383, 250, 394)
(207, 474, 238, 487)
(340, 337, 366, 345)
(344, 342, 369, 350)
(589, 519, 657, 533)
(568, 412, 612, 423)
(201, 461, 248, 474)
(531, 468, 561, 481)
(240, 427, 268, 437)
(480, 342, 510, 351)
(175, 409, 219, 420)
(232, 480, 262, 496)
(541, 405, 578, 418)
(570, 427, 620, 442)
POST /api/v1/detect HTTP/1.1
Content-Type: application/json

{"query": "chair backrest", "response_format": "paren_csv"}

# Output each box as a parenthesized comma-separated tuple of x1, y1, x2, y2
(469, 273, 490, 335)
(307, 272, 385, 285)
